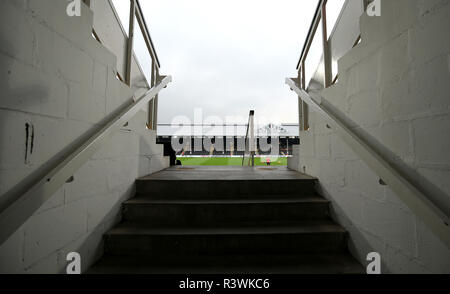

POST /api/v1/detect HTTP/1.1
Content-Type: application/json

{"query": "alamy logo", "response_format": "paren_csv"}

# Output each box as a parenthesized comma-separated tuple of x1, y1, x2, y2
(66, 0, 81, 17)
(66, 252, 81, 274)
(366, 0, 381, 17)
(366, 252, 381, 274)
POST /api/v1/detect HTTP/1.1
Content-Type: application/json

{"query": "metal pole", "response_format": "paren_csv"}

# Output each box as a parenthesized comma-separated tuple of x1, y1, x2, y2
(249, 111, 255, 167)
(148, 61, 156, 129)
(321, 0, 333, 88)
(153, 67, 160, 131)
(297, 68, 303, 134)
(125, 0, 136, 86)
(301, 61, 309, 131)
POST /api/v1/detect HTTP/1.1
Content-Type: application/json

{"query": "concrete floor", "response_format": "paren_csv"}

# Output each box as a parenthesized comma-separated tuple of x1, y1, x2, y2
(140, 166, 316, 181)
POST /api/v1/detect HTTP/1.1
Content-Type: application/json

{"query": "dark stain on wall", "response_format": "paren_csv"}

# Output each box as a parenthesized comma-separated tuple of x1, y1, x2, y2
(25, 123, 35, 164)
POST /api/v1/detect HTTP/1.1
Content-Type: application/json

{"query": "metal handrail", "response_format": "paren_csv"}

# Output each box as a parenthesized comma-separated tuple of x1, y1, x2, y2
(135, 0, 160, 69)
(119, 0, 162, 130)
(295, 0, 369, 131)
(296, 0, 324, 70)
(296, 0, 370, 71)
(125, 0, 161, 81)
(242, 111, 256, 167)
(286, 78, 450, 248)
(87, 0, 162, 129)
(0, 0, 172, 245)
(0, 76, 172, 245)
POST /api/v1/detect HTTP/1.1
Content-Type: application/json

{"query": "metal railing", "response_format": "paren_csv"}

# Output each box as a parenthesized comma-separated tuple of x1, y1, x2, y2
(128, 0, 161, 131)
(242, 111, 256, 167)
(287, 0, 450, 247)
(89, 0, 162, 130)
(295, 0, 370, 131)
(0, 0, 172, 245)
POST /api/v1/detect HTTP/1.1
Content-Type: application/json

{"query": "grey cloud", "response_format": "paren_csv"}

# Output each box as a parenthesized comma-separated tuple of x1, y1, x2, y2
(113, 0, 319, 124)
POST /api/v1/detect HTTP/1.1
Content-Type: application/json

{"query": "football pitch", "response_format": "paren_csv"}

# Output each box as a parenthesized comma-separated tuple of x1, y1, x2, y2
(178, 157, 288, 166)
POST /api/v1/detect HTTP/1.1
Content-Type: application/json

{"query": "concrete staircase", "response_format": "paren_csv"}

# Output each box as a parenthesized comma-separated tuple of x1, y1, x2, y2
(88, 167, 364, 274)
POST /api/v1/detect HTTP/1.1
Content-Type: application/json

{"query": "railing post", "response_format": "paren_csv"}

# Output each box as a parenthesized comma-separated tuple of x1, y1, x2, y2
(249, 111, 256, 167)
(300, 61, 309, 131)
(125, 0, 136, 86)
(242, 111, 256, 166)
(147, 61, 156, 129)
(321, 0, 333, 88)
(153, 67, 160, 132)
(297, 70, 303, 134)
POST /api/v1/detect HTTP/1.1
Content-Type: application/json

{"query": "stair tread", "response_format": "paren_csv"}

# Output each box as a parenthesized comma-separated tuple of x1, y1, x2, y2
(138, 166, 317, 181)
(125, 196, 329, 205)
(89, 166, 359, 273)
(88, 253, 364, 274)
(107, 221, 345, 236)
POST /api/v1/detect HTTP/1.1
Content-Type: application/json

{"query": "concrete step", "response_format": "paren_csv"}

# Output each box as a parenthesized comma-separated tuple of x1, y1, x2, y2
(88, 253, 364, 274)
(104, 221, 347, 256)
(136, 179, 316, 197)
(88, 167, 363, 273)
(123, 197, 330, 224)
(136, 166, 317, 197)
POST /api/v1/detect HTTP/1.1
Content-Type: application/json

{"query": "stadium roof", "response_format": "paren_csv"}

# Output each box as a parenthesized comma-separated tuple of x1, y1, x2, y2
(157, 124, 300, 137)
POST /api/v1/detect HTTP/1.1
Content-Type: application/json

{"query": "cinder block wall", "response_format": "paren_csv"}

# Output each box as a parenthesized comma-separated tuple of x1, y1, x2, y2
(289, 0, 450, 273)
(0, 0, 168, 273)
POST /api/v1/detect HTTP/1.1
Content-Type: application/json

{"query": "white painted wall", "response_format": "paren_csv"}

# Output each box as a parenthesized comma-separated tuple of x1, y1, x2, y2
(289, 0, 450, 273)
(0, 0, 169, 273)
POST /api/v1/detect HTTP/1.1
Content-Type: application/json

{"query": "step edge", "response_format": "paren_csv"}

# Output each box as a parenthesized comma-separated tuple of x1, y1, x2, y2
(136, 178, 318, 182)
(105, 223, 347, 236)
(124, 198, 329, 205)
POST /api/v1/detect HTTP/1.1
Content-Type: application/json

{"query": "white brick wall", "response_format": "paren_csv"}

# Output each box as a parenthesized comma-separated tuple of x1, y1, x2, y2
(0, 0, 169, 273)
(291, 0, 450, 273)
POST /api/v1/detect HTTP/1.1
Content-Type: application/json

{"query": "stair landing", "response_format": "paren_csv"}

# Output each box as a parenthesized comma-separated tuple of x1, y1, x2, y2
(139, 166, 316, 181)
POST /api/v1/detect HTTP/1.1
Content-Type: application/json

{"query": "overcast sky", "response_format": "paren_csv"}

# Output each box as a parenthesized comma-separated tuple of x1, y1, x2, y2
(112, 0, 322, 125)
